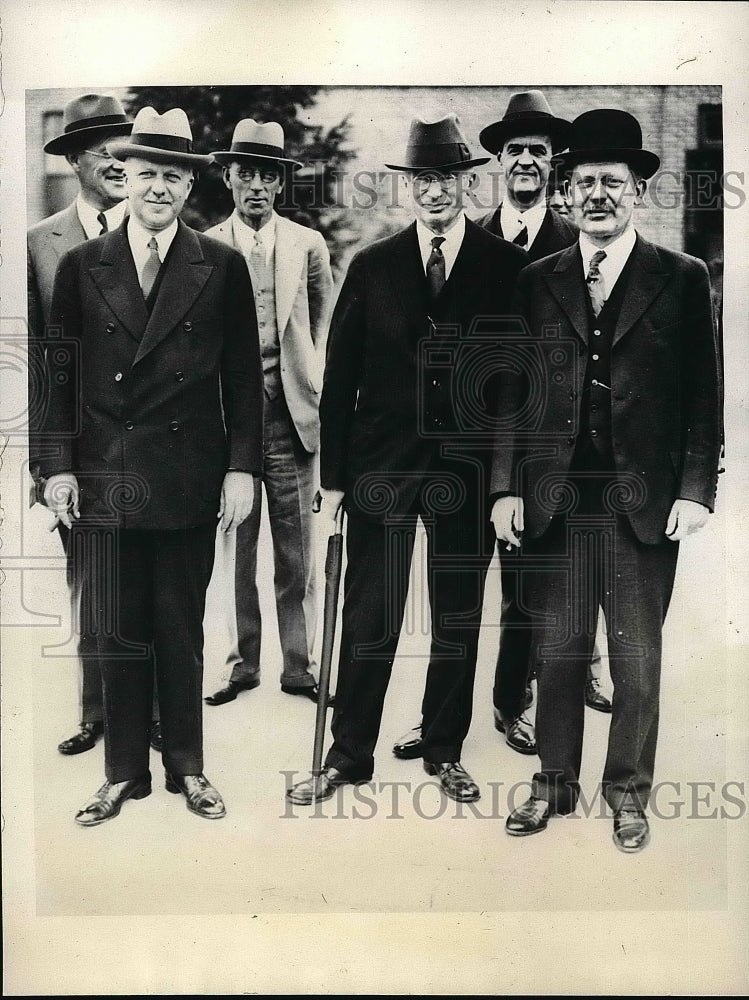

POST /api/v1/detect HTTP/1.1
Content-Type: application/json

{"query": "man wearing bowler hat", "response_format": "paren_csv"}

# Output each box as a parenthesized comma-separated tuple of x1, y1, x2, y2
(39, 107, 263, 825)
(27, 94, 166, 757)
(203, 119, 333, 707)
(492, 110, 722, 851)
(288, 115, 527, 805)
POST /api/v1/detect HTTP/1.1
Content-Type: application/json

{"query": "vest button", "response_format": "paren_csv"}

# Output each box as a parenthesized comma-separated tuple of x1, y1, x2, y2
(175, 371, 184, 382)
(124, 421, 134, 431)
(114, 372, 123, 382)
(592, 354, 600, 361)
(183, 321, 193, 332)
(593, 329, 601, 336)
(106, 322, 115, 334)
(567, 435, 575, 446)
(569, 390, 577, 399)
(590, 403, 598, 412)
(590, 429, 598, 437)
(170, 420, 180, 431)
(591, 379, 598, 386)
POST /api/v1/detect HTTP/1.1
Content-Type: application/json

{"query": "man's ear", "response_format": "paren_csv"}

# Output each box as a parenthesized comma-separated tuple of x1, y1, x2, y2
(66, 151, 81, 174)
(634, 177, 647, 204)
(222, 166, 232, 191)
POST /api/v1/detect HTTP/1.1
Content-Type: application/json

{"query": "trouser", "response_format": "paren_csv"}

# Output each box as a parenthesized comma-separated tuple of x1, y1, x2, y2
(79, 522, 215, 783)
(492, 542, 534, 722)
(215, 392, 318, 688)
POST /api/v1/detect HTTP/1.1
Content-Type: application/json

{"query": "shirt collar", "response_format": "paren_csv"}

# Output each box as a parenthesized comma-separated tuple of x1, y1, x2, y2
(232, 210, 276, 263)
(500, 199, 547, 246)
(579, 225, 637, 276)
(76, 194, 127, 240)
(127, 214, 179, 260)
(416, 212, 465, 260)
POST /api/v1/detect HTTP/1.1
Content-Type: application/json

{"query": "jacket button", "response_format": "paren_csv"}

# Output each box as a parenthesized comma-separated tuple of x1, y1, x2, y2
(590, 429, 598, 437)
(106, 323, 115, 334)
(569, 390, 577, 399)
(175, 371, 184, 382)
(183, 321, 193, 332)
(124, 421, 134, 431)
(567, 435, 575, 446)
(114, 372, 123, 382)
(170, 420, 180, 431)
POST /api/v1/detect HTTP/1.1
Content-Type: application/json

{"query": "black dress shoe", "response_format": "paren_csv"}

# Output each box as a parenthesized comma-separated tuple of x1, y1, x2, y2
(280, 683, 335, 705)
(149, 721, 162, 752)
(585, 677, 613, 713)
(505, 795, 551, 836)
(204, 677, 260, 706)
(74, 775, 151, 827)
(493, 709, 537, 755)
(165, 772, 226, 819)
(286, 765, 363, 805)
(612, 808, 650, 852)
(58, 721, 104, 756)
(392, 723, 423, 759)
(423, 761, 480, 802)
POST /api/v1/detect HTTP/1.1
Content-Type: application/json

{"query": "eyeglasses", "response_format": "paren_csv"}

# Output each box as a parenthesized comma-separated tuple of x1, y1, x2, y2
(83, 148, 117, 161)
(235, 166, 281, 184)
(412, 172, 459, 190)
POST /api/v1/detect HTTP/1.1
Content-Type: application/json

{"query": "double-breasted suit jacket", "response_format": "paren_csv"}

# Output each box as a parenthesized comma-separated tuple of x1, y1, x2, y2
(477, 203, 579, 262)
(40, 219, 263, 529)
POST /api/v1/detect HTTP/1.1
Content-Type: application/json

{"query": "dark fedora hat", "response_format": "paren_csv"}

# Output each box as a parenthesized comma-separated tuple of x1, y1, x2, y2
(107, 107, 212, 168)
(385, 114, 489, 172)
(43, 93, 132, 155)
(479, 90, 571, 155)
(211, 119, 303, 169)
(553, 109, 661, 179)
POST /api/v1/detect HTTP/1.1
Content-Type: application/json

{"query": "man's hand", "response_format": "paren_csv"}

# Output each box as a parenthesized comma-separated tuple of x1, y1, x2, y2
(43, 473, 80, 529)
(491, 496, 524, 549)
(316, 487, 345, 525)
(218, 471, 255, 532)
(665, 498, 709, 541)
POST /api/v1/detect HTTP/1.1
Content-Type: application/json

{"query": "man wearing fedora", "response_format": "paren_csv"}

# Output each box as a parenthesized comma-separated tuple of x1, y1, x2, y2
(39, 107, 263, 825)
(288, 115, 527, 805)
(26, 94, 167, 757)
(203, 119, 333, 707)
(492, 110, 722, 851)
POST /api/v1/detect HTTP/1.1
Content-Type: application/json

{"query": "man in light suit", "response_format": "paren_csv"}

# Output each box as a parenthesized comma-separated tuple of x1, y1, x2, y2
(40, 107, 263, 825)
(288, 115, 527, 805)
(203, 120, 333, 705)
(492, 110, 722, 851)
(25, 94, 164, 757)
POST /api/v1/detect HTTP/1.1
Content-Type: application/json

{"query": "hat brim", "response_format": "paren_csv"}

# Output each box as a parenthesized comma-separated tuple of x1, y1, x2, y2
(44, 121, 133, 156)
(211, 151, 303, 170)
(384, 156, 489, 172)
(552, 147, 661, 180)
(107, 139, 212, 169)
(478, 116, 571, 155)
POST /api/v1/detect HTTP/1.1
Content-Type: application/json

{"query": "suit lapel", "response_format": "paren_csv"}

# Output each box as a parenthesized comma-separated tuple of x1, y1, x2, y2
(89, 223, 149, 343)
(544, 243, 589, 344)
(612, 236, 671, 347)
(134, 222, 213, 365)
(389, 223, 431, 326)
(274, 215, 304, 337)
(52, 202, 87, 259)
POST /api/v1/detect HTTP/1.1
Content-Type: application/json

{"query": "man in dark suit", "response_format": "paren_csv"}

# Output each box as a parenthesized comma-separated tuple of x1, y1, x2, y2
(288, 116, 527, 805)
(203, 119, 333, 707)
(40, 107, 263, 825)
(492, 110, 722, 851)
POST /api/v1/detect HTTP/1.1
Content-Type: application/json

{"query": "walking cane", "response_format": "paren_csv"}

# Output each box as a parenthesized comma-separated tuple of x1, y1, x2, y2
(310, 490, 345, 797)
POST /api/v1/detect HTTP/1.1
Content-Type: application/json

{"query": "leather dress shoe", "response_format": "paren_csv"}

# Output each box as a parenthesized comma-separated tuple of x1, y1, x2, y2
(493, 709, 537, 755)
(585, 677, 612, 713)
(165, 772, 226, 819)
(612, 808, 650, 852)
(149, 721, 162, 752)
(74, 775, 151, 827)
(280, 683, 335, 705)
(58, 721, 103, 756)
(286, 765, 363, 805)
(505, 795, 551, 836)
(423, 761, 480, 802)
(204, 677, 260, 705)
(392, 723, 423, 759)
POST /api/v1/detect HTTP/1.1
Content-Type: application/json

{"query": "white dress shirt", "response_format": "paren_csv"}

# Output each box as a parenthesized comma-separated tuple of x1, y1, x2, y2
(579, 225, 637, 298)
(231, 210, 276, 264)
(127, 216, 179, 285)
(416, 212, 466, 280)
(499, 199, 547, 250)
(76, 195, 127, 240)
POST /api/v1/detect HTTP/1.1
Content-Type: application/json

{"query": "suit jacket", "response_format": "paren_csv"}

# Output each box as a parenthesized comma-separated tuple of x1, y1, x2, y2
(39, 219, 263, 530)
(320, 218, 528, 521)
(490, 235, 722, 544)
(476, 204, 579, 262)
(204, 213, 333, 453)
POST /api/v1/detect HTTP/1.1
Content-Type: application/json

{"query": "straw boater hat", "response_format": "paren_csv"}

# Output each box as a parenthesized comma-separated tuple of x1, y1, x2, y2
(211, 119, 303, 169)
(107, 107, 212, 169)
(43, 94, 132, 155)
(553, 109, 661, 179)
(478, 90, 571, 155)
(385, 114, 489, 172)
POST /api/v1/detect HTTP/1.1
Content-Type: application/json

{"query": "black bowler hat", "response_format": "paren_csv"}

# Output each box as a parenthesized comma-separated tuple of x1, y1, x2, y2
(44, 93, 132, 155)
(479, 90, 571, 155)
(211, 120, 303, 170)
(385, 115, 489, 172)
(553, 109, 661, 179)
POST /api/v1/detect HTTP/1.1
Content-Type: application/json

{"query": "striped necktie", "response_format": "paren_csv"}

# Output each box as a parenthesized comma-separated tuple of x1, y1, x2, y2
(586, 250, 608, 317)
(426, 236, 446, 299)
(97, 212, 108, 236)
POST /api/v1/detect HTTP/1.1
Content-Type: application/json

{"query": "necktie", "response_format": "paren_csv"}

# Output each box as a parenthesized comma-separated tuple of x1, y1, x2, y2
(248, 233, 264, 286)
(140, 237, 161, 300)
(97, 212, 108, 236)
(512, 225, 528, 248)
(586, 250, 608, 317)
(426, 236, 446, 299)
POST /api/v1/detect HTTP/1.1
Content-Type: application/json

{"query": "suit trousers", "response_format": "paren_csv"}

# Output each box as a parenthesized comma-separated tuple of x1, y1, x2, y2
(77, 522, 215, 783)
(492, 544, 534, 722)
(58, 522, 102, 725)
(521, 479, 679, 813)
(325, 458, 495, 778)
(216, 391, 318, 688)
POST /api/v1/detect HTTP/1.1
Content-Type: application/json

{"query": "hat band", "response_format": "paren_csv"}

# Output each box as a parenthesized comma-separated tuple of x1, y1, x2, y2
(64, 113, 129, 133)
(129, 132, 194, 154)
(229, 141, 286, 159)
(503, 110, 555, 122)
(403, 142, 471, 167)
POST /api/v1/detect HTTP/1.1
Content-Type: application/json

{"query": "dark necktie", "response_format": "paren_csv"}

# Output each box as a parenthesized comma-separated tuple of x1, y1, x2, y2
(97, 212, 108, 236)
(586, 250, 608, 317)
(426, 236, 446, 299)
(512, 225, 528, 248)
(140, 237, 161, 300)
